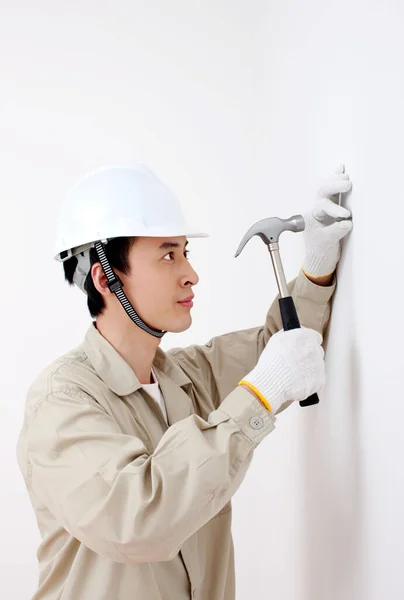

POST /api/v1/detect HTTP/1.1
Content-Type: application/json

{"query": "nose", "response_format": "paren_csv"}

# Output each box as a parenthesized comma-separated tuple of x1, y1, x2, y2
(180, 261, 199, 288)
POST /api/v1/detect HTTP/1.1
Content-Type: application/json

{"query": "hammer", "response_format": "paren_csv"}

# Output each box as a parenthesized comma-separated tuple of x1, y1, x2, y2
(235, 214, 319, 407)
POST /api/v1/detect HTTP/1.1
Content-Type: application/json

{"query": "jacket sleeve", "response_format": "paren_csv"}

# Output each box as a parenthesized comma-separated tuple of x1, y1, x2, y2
(26, 384, 275, 564)
(168, 270, 336, 406)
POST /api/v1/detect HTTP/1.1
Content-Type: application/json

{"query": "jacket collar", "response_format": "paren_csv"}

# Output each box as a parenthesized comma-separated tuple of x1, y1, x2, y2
(83, 323, 192, 396)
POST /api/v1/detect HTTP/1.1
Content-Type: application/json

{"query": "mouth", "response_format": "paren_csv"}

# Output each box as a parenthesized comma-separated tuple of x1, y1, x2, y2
(178, 295, 194, 308)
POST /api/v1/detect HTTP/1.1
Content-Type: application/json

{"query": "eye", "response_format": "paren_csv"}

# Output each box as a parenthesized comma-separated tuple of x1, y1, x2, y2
(163, 250, 190, 262)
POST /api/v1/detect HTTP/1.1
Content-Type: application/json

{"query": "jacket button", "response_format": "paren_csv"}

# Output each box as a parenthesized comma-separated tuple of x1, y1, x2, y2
(250, 416, 263, 430)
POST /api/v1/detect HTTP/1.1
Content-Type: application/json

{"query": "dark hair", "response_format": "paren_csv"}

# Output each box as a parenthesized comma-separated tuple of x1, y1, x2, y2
(63, 237, 134, 318)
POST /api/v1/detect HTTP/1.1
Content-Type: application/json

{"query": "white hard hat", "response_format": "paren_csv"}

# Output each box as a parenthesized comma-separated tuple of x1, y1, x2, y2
(54, 163, 208, 261)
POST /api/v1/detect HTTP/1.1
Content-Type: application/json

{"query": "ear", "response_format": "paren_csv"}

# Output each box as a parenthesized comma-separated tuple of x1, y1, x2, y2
(91, 263, 111, 297)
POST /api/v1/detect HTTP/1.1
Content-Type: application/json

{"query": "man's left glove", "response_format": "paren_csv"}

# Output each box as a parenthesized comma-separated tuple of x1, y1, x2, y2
(303, 164, 353, 279)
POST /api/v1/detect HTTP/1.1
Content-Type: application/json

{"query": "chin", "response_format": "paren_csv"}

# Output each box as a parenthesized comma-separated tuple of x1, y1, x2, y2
(165, 316, 193, 334)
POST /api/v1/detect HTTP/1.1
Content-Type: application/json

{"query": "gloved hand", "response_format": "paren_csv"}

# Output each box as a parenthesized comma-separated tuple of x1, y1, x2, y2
(303, 165, 353, 279)
(239, 327, 325, 414)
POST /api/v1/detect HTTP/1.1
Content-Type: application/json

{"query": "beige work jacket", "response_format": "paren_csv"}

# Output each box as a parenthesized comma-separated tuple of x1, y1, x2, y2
(17, 271, 335, 599)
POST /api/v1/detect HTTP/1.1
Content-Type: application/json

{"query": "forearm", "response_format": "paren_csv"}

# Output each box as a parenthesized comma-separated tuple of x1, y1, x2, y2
(263, 269, 336, 341)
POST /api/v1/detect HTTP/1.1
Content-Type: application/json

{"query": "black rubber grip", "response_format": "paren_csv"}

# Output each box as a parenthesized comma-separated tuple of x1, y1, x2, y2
(278, 296, 320, 407)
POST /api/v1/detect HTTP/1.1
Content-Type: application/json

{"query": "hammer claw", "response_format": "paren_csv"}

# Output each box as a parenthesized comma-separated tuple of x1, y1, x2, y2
(235, 214, 305, 258)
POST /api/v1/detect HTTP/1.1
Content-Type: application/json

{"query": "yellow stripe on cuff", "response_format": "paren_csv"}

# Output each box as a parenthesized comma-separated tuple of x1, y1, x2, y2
(302, 267, 335, 280)
(238, 380, 273, 413)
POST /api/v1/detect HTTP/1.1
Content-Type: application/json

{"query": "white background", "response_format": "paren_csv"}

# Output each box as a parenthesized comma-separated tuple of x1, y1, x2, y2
(1, 1, 403, 598)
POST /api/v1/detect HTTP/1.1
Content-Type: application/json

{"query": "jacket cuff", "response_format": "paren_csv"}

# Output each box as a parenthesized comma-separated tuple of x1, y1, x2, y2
(210, 386, 276, 447)
(291, 269, 336, 333)
(295, 268, 336, 299)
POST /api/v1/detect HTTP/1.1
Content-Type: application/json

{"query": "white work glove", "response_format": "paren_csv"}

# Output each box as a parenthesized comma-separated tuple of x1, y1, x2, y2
(239, 327, 325, 414)
(303, 165, 353, 279)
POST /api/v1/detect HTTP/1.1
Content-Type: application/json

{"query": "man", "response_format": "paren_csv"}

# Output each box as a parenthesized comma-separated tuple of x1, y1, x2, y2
(17, 163, 352, 599)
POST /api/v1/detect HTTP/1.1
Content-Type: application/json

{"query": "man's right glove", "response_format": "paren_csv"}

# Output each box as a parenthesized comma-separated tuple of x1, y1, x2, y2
(239, 327, 325, 414)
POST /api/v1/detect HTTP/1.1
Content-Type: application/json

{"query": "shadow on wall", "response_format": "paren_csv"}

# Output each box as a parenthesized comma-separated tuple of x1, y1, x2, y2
(299, 233, 365, 600)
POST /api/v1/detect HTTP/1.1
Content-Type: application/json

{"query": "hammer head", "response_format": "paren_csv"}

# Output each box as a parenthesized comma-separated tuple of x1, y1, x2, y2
(234, 214, 305, 257)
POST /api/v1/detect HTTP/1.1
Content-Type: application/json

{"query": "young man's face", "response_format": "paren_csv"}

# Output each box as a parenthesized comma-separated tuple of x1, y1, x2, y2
(119, 236, 199, 333)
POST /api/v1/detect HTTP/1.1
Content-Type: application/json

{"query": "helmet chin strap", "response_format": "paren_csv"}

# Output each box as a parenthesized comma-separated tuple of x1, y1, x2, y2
(94, 241, 166, 339)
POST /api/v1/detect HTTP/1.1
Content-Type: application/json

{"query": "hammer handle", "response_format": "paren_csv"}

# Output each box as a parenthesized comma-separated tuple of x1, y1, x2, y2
(278, 296, 320, 407)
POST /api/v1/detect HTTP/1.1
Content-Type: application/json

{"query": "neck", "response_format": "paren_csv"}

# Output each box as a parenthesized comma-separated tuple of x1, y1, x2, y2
(95, 312, 161, 385)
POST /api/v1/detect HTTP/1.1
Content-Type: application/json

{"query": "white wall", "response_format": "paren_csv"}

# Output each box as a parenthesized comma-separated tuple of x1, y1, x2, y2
(232, 2, 404, 600)
(2, 2, 403, 599)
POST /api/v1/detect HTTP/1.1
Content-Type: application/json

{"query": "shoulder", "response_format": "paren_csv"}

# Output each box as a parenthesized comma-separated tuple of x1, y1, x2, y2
(24, 341, 104, 422)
